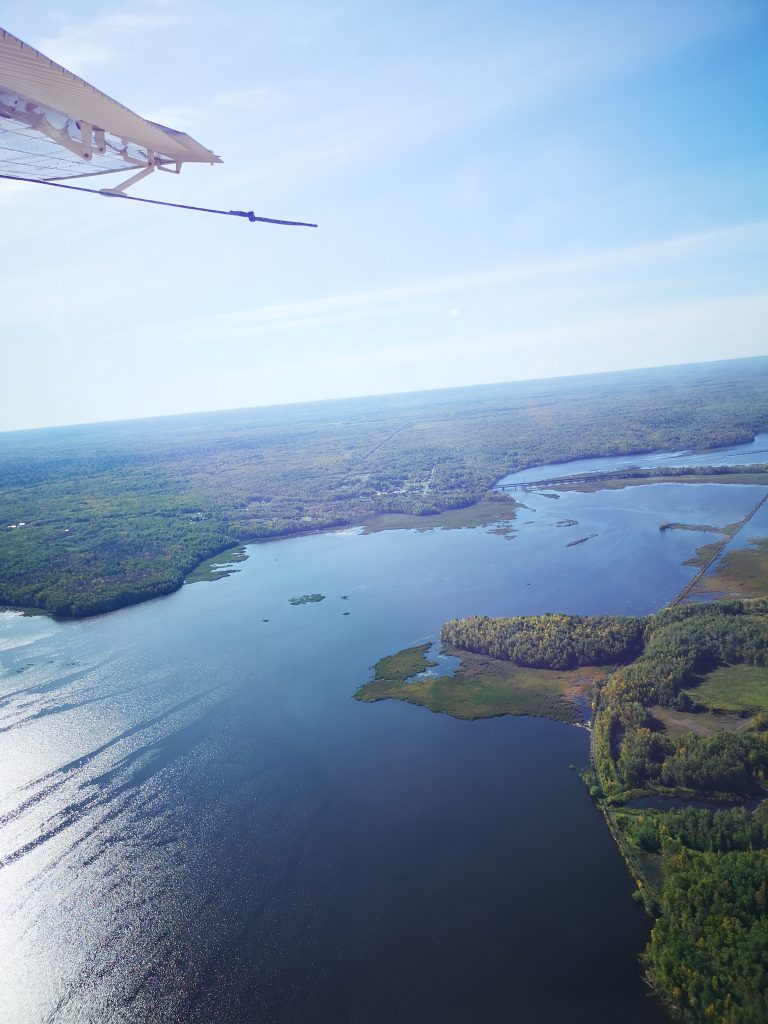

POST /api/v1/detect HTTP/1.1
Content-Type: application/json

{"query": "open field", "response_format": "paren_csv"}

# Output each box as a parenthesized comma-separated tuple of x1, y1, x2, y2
(684, 662, 768, 713)
(648, 703, 753, 739)
(354, 644, 609, 722)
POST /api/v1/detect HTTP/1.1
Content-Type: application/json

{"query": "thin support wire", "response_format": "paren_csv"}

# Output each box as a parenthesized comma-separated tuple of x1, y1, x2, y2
(0, 173, 317, 227)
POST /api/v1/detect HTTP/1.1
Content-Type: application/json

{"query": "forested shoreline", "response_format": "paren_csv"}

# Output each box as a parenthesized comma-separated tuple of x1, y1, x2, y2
(443, 601, 768, 1022)
(5, 356, 768, 1019)
(442, 613, 646, 670)
(2, 356, 768, 617)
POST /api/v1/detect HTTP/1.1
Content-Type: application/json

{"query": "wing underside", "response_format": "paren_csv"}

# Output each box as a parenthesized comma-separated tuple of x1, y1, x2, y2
(0, 27, 220, 186)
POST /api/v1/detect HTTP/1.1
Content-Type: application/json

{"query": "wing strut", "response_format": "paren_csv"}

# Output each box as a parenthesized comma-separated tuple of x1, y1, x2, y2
(0, 172, 317, 226)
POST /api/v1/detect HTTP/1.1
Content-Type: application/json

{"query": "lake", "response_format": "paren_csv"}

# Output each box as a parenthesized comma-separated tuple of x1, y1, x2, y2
(1, 440, 766, 1023)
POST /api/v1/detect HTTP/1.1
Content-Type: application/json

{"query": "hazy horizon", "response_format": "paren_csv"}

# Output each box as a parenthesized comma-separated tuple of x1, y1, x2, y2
(2, 1, 766, 431)
(1, 352, 766, 437)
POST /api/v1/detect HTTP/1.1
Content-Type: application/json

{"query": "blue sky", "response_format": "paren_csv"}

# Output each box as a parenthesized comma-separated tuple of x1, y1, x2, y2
(1, 0, 766, 430)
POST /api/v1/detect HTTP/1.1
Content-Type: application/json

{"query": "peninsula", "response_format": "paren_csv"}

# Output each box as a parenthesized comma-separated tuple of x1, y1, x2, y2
(2, 356, 768, 617)
(356, 598, 768, 1021)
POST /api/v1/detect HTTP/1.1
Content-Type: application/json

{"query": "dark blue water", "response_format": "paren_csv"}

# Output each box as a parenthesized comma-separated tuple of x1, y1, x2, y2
(1, 462, 766, 1022)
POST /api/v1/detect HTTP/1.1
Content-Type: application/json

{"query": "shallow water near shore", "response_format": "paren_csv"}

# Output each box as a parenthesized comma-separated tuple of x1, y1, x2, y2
(1, 441, 767, 1023)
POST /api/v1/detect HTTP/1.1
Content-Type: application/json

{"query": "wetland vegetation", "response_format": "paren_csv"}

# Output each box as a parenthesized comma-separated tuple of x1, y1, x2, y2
(2, 355, 768, 616)
(366, 597, 768, 1023)
(4, 357, 768, 1022)
(360, 498, 518, 534)
(690, 537, 768, 601)
(659, 522, 734, 535)
(355, 643, 608, 722)
(184, 545, 249, 583)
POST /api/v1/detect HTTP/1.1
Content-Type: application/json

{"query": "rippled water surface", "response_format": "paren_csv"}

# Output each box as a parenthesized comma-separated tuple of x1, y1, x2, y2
(2, 442, 767, 1023)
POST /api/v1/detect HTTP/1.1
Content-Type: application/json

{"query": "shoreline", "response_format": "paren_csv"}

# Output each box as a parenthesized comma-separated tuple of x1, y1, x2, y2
(5, 440, 767, 622)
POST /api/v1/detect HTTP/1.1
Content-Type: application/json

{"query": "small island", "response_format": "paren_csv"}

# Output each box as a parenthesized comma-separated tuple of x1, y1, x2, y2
(289, 593, 326, 605)
(565, 533, 598, 547)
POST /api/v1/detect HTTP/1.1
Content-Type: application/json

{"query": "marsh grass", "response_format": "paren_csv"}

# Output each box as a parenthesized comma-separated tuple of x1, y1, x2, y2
(355, 644, 610, 723)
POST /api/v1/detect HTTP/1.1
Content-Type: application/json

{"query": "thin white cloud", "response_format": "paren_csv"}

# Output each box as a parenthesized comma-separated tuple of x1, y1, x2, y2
(197, 1, 759, 197)
(37, 3, 178, 75)
(146, 87, 286, 133)
(138, 219, 768, 341)
(6, 292, 765, 431)
(143, 292, 765, 420)
(208, 293, 768, 405)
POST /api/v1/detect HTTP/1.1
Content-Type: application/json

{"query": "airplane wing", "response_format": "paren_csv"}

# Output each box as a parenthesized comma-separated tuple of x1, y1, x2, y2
(0, 26, 315, 224)
(0, 26, 220, 190)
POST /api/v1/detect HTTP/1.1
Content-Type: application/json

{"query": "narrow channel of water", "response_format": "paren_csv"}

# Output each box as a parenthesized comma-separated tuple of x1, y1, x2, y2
(495, 432, 768, 487)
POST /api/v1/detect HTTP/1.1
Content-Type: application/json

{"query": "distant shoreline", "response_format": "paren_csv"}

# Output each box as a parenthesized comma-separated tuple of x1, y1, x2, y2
(5, 458, 768, 622)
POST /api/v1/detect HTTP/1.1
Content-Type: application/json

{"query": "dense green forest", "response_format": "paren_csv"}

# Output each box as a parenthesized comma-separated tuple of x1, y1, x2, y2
(2, 356, 768, 616)
(614, 805, 768, 1023)
(446, 601, 768, 800)
(444, 599, 768, 1021)
(441, 613, 645, 669)
(593, 602, 768, 799)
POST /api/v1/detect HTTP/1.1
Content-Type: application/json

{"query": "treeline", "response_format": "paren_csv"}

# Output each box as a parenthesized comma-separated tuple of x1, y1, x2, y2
(611, 805, 768, 1023)
(2, 356, 768, 617)
(440, 600, 768, 1021)
(601, 601, 768, 710)
(591, 603, 768, 1022)
(593, 601, 768, 797)
(639, 462, 768, 478)
(441, 613, 645, 670)
(0, 506, 238, 616)
(534, 463, 768, 486)
(645, 849, 768, 1023)
(611, 726, 768, 794)
(615, 803, 768, 856)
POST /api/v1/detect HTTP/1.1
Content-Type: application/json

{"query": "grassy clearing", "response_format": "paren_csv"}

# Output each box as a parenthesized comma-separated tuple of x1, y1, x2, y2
(354, 644, 610, 722)
(185, 545, 248, 583)
(691, 537, 768, 600)
(684, 662, 768, 714)
(648, 703, 753, 739)
(360, 499, 518, 534)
